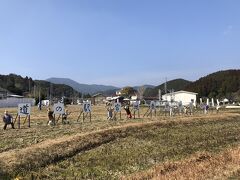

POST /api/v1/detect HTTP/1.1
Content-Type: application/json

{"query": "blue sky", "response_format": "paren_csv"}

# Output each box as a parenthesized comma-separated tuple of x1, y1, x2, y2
(0, 0, 239, 87)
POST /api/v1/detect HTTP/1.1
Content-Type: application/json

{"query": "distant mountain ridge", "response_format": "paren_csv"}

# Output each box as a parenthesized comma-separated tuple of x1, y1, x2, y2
(133, 85, 155, 90)
(46, 77, 119, 95)
(99, 85, 156, 96)
(2, 69, 238, 101)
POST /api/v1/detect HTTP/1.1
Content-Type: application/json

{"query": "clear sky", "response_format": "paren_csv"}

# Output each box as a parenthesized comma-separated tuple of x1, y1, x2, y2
(0, 0, 239, 87)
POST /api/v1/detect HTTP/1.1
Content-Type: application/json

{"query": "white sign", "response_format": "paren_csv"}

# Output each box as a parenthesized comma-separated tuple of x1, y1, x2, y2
(114, 102, 121, 112)
(211, 98, 215, 107)
(41, 100, 50, 106)
(53, 103, 64, 114)
(133, 102, 140, 110)
(207, 98, 209, 106)
(18, 103, 31, 116)
(150, 101, 156, 110)
(83, 102, 92, 113)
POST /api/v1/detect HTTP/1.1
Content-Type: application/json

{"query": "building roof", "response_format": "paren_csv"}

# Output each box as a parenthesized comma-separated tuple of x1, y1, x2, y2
(92, 93, 106, 98)
(106, 96, 124, 101)
(7, 94, 24, 98)
(162, 90, 198, 96)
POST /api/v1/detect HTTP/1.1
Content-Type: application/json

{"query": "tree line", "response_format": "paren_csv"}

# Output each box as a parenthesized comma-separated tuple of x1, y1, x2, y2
(138, 70, 240, 102)
(185, 69, 240, 101)
(0, 74, 81, 101)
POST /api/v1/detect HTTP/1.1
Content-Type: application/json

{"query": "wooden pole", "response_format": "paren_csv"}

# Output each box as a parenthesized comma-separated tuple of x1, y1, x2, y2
(57, 114, 61, 122)
(14, 113, 18, 124)
(23, 116, 28, 124)
(77, 110, 83, 122)
(53, 114, 56, 126)
(90, 112, 92, 122)
(113, 112, 116, 120)
(18, 115, 20, 129)
(28, 115, 30, 128)
(143, 108, 150, 117)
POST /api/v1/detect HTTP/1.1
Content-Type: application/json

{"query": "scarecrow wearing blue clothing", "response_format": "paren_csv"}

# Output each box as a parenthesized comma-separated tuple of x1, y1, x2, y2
(2, 110, 15, 130)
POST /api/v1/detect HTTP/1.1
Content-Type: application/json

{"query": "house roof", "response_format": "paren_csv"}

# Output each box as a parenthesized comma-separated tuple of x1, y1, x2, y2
(7, 94, 24, 98)
(106, 96, 124, 101)
(162, 90, 198, 96)
(92, 93, 106, 98)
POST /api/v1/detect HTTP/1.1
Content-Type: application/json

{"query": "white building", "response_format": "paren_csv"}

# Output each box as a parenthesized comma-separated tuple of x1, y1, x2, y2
(130, 95, 138, 105)
(162, 90, 197, 106)
(0, 95, 35, 108)
(116, 90, 122, 96)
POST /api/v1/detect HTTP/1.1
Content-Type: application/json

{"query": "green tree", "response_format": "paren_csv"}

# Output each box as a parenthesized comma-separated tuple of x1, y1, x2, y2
(83, 93, 91, 98)
(120, 86, 136, 97)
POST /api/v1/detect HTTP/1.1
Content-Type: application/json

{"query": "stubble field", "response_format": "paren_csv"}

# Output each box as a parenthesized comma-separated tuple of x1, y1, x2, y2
(0, 105, 240, 179)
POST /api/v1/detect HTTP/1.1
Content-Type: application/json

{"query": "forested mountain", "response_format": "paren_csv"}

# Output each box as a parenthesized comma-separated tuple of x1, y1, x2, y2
(0, 74, 80, 100)
(143, 70, 240, 101)
(184, 69, 240, 100)
(1, 69, 239, 102)
(143, 79, 191, 97)
(46, 77, 118, 95)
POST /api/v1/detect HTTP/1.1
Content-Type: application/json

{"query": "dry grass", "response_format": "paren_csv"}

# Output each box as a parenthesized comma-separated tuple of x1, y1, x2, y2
(0, 105, 152, 153)
(0, 105, 239, 179)
(0, 105, 227, 153)
(14, 114, 240, 179)
(126, 146, 240, 180)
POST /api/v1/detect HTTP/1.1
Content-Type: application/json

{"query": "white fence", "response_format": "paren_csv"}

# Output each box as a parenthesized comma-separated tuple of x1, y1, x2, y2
(0, 98, 35, 108)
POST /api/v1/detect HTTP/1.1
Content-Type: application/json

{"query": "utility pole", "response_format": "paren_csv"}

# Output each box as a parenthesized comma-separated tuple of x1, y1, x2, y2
(81, 92, 84, 103)
(28, 79, 31, 94)
(170, 89, 175, 102)
(38, 88, 41, 104)
(34, 85, 36, 98)
(164, 77, 168, 101)
(164, 77, 167, 94)
(158, 89, 161, 102)
(50, 83, 53, 105)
